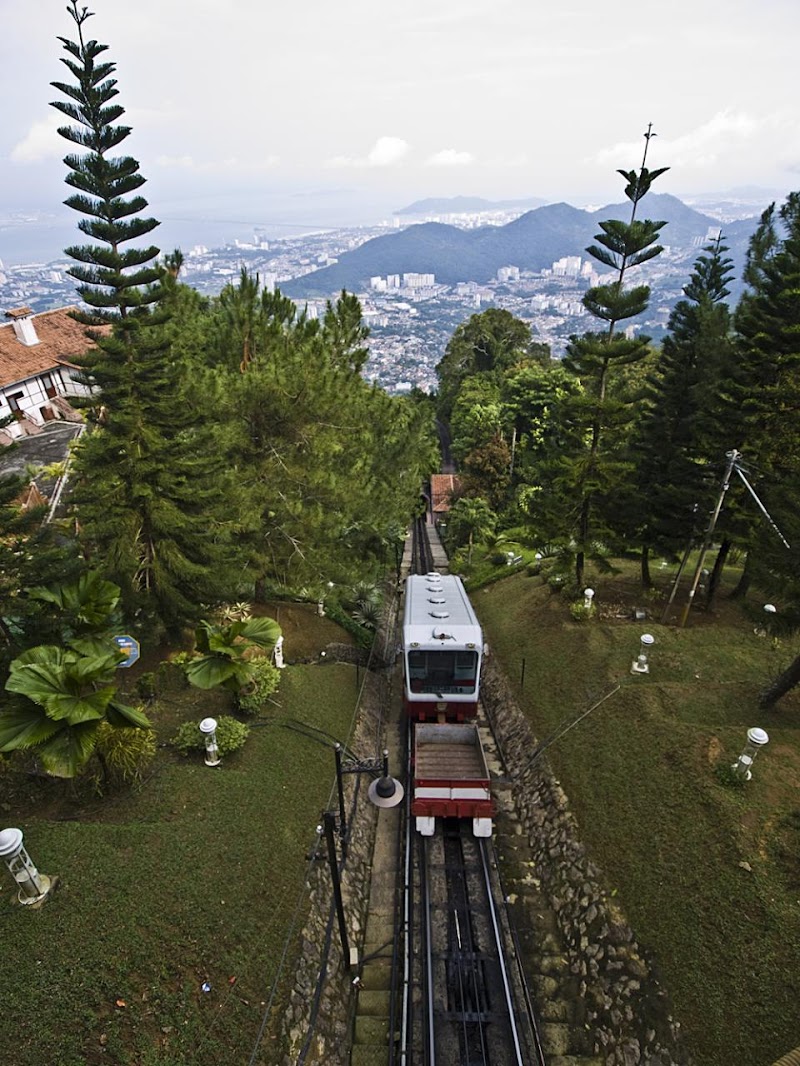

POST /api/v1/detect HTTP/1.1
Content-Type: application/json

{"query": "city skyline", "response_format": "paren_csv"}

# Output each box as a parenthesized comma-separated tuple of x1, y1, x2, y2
(1, 0, 799, 233)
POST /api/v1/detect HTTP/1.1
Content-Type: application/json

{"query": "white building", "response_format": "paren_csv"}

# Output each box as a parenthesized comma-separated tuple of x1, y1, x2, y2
(403, 272, 435, 288)
(0, 307, 93, 442)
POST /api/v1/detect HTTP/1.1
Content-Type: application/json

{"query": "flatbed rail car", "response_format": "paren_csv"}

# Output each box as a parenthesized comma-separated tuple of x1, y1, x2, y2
(412, 722, 494, 837)
(402, 573, 484, 721)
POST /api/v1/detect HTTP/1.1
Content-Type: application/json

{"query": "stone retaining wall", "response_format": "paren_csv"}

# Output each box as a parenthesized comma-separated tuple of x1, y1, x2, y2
(278, 661, 390, 1064)
(482, 659, 690, 1066)
(278, 614, 691, 1065)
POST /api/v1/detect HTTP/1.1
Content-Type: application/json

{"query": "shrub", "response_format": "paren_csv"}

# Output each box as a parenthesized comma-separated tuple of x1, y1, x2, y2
(92, 721, 157, 792)
(171, 715, 250, 757)
(236, 658, 281, 716)
(569, 601, 595, 623)
(136, 671, 157, 699)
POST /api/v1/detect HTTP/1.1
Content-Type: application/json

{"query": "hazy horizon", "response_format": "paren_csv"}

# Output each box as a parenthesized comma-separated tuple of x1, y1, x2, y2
(2, 0, 799, 254)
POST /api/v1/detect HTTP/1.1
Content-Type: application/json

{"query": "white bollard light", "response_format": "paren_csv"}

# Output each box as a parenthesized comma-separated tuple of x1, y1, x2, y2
(273, 635, 285, 669)
(199, 717, 221, 767)
(584, 588, 595, 610)
(631, 633, 655, 675)
(0, 828, 52, 905)
(732, 727, 769, 780)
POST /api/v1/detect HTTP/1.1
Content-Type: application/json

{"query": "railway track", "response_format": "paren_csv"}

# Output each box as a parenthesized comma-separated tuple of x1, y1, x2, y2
(394, 518, 545, 1065)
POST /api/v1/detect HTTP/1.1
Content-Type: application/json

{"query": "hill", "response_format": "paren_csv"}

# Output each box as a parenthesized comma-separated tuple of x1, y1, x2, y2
(395, 195, 548, 215)
(283, 194, 760, 298)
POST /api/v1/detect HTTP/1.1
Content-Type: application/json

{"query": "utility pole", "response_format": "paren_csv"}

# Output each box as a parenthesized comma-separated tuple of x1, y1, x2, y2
(678, 450, 738, 629)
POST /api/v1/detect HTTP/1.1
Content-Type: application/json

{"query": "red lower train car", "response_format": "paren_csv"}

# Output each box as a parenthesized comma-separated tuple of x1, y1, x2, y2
(411, 722, 493, 838)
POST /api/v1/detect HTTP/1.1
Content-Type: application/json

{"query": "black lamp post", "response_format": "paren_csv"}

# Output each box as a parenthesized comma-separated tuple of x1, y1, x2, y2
(323, 744, 404, 970)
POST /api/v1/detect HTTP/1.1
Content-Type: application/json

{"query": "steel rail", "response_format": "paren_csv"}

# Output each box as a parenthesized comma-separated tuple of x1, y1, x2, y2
(478, 838, 526, 1066)
(421, 833, 437, 1065)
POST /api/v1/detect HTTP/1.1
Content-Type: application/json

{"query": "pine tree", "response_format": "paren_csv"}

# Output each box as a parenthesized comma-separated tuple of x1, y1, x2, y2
(628, 238, 735, 583)
(560, 126, 669, 585)
(51, 2, 241, 634)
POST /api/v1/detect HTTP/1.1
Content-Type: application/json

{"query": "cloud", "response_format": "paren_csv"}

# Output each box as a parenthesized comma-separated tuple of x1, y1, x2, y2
(426, 148, 474, 167)
(593, 112, 761, 171)
(326, 136, 410, 168)
(154, 154, 279, 173)
(11, 114, 64, 164)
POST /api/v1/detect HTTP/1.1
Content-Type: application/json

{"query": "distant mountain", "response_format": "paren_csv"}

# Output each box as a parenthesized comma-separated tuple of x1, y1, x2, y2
(395, 195, 548, 215)
(283, 193, 760, 298)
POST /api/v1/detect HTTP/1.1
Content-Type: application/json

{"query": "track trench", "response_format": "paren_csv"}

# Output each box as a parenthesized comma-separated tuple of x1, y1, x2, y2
(279, 528, 690, 1066)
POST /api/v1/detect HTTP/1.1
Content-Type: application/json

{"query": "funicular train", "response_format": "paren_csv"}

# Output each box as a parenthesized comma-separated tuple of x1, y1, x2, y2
(401, 573, 494, 837)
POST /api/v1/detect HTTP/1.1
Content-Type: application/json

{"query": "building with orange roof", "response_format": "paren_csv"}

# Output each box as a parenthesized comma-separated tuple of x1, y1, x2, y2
(430, 473, 461, 516)
(0, 306, 94, 442)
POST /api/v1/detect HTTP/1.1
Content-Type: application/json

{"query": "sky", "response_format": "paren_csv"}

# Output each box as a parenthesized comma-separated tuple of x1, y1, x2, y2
(2, 0, 800, 238)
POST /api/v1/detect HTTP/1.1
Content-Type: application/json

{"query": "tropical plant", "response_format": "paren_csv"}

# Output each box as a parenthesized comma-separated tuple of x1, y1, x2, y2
(90, 721, 157, 792)
(184, 616, 281, 692)
(446, 497, 498, 565)
(28, 570, 122, 653)
(0, 644, 150, 777)
(236, 658, 281, 715)
(171, 715, 249, 757)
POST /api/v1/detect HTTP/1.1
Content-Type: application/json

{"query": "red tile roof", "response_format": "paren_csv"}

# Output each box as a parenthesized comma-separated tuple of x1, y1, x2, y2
(431, 473, 461, 514)
(0, 306, 101, 388)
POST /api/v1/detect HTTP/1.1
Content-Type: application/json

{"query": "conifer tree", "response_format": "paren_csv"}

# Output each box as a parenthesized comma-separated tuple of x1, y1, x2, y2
(560, 126, 669, 584)
(51, 2, 240, 634)
(628, 238, 735, 583)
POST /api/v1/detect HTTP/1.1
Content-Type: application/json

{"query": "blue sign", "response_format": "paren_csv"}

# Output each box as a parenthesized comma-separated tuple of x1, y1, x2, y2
(113, 634, 140, 669)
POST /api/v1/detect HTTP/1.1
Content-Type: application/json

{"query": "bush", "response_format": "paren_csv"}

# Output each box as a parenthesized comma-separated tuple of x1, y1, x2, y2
(236, 658, 281, 716)
(569, 601, 595, 623)
(136, 671, 157, 699)
(92, 722, 157, 792)
(171, 715, 250, 757)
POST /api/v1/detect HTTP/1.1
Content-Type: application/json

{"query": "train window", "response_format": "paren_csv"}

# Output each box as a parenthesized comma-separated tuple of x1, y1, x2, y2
(406, 649, 478, 694)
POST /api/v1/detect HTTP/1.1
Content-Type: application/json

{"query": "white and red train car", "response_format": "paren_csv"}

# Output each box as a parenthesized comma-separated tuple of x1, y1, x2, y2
(411, 723, 493, 837)
(402, 573, 493, 836)
(401, 573, 483, 722)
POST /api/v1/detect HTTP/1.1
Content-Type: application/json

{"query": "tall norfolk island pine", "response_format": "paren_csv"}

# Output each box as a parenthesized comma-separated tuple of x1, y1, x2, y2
(51, 2, 239, 634)
(562, 127, 668, 586)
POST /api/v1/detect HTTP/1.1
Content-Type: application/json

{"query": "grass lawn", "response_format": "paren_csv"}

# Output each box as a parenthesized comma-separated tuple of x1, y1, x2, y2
(475, 560, 800, 1066)
(0, 607, 363, 1066)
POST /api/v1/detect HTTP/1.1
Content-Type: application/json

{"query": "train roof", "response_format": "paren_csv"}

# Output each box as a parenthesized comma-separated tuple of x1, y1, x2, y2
(403, 573, 482, 647)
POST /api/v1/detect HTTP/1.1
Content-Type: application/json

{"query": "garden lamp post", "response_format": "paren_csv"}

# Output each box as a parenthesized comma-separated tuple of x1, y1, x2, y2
(324, 745, 404, 969)
(333, 744, 404, 856)
(631, 633, 655, 675)
(732, 727, 769, 781)
(0, 828, 52, 905)
(583, 588, 595, 611)
(199, 717, 221, 767)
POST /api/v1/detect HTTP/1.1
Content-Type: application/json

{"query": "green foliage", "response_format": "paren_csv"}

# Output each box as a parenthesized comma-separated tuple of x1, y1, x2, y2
(626, 239, 736, 561)
(436, 308, 544, 420)
(184, 616, 281, 692)
(171, 715, 249, 756)
(0, 474, 82, 661)
(446, 497, 497, 565)
(135, 671, 157, 699)
(568, 600, 595, 623)
(555, 129, 669, 585)
(0, 643, 150, 777)
(91, 721, 157, 791)
(236, 658, 281, 715)
(51, 3, 244, 638)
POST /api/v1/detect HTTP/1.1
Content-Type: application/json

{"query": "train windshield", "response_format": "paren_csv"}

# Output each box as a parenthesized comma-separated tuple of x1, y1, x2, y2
(407, 649, 479, 695)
